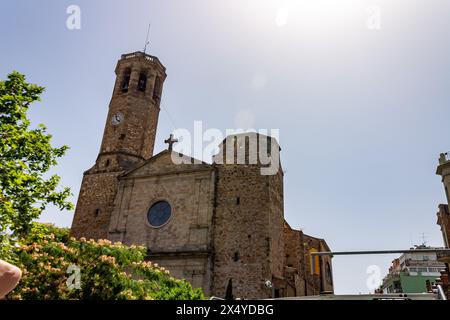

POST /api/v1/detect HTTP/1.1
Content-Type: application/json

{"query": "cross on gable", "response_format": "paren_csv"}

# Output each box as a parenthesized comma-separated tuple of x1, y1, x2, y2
(164, 133, 178, 151)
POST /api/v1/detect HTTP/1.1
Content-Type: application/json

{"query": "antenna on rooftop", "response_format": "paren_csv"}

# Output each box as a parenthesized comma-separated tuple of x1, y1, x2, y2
(421, 232, 427, 247)
(143, 23, 151, 54)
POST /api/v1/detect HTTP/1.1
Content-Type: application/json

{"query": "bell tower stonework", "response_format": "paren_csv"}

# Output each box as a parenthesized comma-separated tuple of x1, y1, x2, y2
(70, 50, 334, 298)
(71, 52, 166, 240)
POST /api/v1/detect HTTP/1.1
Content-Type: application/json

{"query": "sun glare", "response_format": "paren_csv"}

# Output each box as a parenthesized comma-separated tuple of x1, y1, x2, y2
(279, 0, 362, 28)
(275, 7, 289, 27)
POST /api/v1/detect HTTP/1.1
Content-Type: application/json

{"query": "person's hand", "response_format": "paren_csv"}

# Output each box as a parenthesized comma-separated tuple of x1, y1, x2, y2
(0, 259, 22, 299)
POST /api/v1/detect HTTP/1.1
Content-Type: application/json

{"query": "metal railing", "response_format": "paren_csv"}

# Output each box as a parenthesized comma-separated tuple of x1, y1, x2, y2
(309, 248, 450, 300)
(310, 248, 450, 257)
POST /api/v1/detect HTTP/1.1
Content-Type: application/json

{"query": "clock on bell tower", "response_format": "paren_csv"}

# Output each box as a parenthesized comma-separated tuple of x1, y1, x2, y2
(98, 51, 167, 171)
(71, 51, 167, 240)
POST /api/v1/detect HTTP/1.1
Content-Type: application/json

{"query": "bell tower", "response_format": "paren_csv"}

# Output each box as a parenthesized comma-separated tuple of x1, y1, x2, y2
(71, 51, 167, 240)
(100, 52, 166, 164)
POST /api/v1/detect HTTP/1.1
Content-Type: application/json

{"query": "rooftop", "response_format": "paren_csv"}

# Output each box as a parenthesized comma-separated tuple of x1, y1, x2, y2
(119, 51, 166, 71)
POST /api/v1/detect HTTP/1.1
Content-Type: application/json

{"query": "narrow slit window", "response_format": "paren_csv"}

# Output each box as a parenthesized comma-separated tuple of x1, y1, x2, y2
(233, 251, 240, 262)
(138, 72, 147, 92)
(121, 69, 131, 92)
(153, 76, 161, 100)
(446, 186, 450, 204)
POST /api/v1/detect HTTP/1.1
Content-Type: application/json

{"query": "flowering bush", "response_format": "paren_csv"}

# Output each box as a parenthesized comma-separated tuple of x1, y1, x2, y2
(2, 223, 204, 300)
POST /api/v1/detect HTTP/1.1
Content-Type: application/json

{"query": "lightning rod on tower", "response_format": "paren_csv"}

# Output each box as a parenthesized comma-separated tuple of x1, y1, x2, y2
(143, 23, 151, 54)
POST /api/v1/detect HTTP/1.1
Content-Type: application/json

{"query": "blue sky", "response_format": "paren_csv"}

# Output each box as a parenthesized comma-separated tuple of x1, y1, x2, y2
(1, 0, 450, 294)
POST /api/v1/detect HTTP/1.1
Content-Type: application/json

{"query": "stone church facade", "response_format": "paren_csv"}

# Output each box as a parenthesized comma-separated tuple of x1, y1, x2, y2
(71, 51, 333, 298)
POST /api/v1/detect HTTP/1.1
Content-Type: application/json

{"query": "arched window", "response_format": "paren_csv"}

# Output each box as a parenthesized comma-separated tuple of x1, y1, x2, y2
(121, 68, 131, 92)
(152, 76, 161, 100)
(138, 72, 147, 92)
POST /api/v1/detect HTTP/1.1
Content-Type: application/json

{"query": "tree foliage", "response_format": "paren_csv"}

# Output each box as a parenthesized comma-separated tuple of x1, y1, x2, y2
(3, 223, 205, 300)
(0, 71, 73, 250)
(0, 72, 203, 300)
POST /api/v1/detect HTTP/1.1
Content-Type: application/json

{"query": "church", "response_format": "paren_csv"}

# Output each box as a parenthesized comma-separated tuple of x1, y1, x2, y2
(70, 51, 334, 299)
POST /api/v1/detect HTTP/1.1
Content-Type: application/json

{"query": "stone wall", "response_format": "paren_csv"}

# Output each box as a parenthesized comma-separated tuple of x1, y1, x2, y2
(211, 133, 284, 299)
(71, 170, 122, 240)
(302, 234, 334, 295)
(107, 151, 216, 296)
(71, 52, 166, 241)
(70, 53, 336, 299)
(302, 234, 322, 295)
(319, 241, 334, 293)
(282, 224, 334, 297)
(437, 204, 450, 248)
(212, 164, 274, 298)
(268, 170, 285, 280)
(283, 223, 306, 296)
(101, 53, 166, 160)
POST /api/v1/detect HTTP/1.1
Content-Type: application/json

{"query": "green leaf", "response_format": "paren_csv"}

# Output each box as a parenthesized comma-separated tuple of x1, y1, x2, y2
(0, 71, 73, 238)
